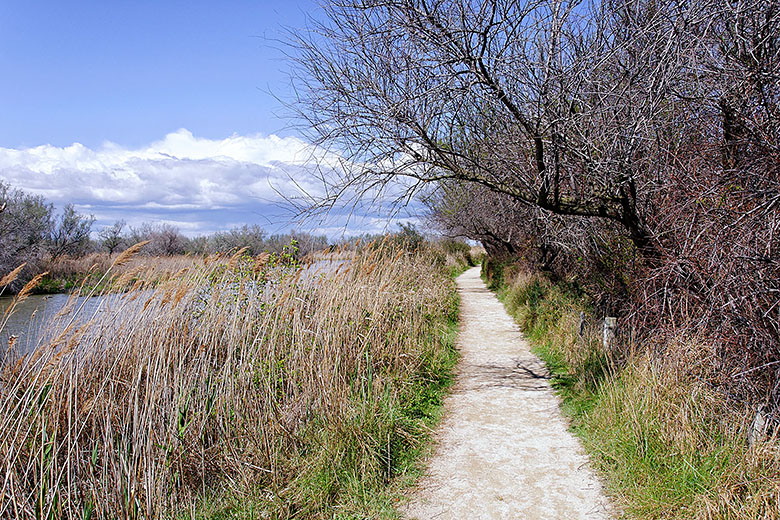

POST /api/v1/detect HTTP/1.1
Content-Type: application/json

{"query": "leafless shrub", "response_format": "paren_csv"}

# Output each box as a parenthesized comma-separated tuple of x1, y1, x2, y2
(289, 0, 780, 413)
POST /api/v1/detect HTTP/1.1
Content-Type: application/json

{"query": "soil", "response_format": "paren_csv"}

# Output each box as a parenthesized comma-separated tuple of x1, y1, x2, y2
(401, 267, 613, 519)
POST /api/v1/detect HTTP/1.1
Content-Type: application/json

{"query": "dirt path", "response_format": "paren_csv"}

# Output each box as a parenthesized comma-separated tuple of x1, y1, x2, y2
(402, 267, 612, 519)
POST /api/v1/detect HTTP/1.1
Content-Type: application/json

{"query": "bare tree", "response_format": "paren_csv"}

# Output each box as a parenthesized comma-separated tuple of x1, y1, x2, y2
(209, 224, 267, 255)
(99, 220, 127, 255)
(129, 223, 188, 256)
(287, 0, 713, 258)
(290, 0, 780, 410)
(48, 204, 95, 260)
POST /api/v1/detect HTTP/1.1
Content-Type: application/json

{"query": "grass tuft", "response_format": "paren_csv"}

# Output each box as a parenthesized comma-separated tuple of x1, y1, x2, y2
(487, 260, 780, 520)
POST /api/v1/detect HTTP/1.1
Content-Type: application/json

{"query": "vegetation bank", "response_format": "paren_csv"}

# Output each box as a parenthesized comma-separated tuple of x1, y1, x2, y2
(485, 259, 779, 520)
(0, 239, 474, 519)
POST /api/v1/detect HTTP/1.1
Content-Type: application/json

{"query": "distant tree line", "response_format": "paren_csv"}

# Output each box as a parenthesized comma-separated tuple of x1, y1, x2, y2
(0, 181, 329, 284)
(289, 0, 780, 412)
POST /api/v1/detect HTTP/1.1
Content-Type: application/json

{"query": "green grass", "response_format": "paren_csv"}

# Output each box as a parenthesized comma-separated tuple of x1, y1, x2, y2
(273, 316, 460, 520)
(35, 272, 109, 294)
(484, 258, 780, 520)
(191, 322, 460, 520)
(187, 260, 464, 520)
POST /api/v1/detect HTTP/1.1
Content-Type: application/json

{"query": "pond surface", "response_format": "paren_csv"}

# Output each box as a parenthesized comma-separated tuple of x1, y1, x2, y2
(0, 258, 351, 355)
(0, 293, 121, 354)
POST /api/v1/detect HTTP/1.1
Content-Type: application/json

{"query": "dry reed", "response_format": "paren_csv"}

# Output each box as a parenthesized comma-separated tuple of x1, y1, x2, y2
(0, 244, 458, 518)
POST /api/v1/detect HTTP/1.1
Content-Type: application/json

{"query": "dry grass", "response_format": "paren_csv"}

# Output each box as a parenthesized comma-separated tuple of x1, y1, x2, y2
(584, 345, 780, 519)
(38, 252, 199, 294)
(491, 263, 780, 520)
(0, 242, 460, 518)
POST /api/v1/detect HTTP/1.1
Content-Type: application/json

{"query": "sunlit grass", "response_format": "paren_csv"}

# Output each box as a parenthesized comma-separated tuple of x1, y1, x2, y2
(489, 261, 780, 520)
(0, 240, 466, 519)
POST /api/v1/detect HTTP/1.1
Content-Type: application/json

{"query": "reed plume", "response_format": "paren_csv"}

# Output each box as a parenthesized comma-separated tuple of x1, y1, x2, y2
(0, 242, 463, 519)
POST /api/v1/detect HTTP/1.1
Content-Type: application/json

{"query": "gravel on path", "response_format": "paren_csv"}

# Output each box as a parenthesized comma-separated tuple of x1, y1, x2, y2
(402, 267, 613, 519)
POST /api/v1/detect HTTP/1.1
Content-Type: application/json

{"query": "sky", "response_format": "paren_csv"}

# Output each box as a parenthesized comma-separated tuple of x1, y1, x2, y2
(0, 0, 418, 237)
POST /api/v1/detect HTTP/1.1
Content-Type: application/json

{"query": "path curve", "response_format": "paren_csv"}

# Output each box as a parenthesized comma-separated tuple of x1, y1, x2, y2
(402, 267, 612, 519)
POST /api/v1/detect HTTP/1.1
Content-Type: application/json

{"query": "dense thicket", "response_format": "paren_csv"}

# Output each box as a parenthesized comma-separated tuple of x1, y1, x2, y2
(289, 0, 780, 413)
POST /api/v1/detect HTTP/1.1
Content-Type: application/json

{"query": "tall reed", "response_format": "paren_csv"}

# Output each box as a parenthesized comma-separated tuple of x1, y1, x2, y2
(0, 242, 460, 518)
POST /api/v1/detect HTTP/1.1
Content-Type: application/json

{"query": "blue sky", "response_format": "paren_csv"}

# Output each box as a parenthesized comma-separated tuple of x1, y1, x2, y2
(0, 0, 312, 148)
(0, 1, 419, 237)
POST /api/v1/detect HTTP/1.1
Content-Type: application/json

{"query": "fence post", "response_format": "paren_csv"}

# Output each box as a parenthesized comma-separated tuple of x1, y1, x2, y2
(748, 406, 768, 448)
(602, 317, 617, 350)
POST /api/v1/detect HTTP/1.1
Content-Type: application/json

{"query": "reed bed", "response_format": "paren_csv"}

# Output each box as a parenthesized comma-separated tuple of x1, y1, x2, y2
(0, 242, 461, 518)
(38, 253, 199, 294)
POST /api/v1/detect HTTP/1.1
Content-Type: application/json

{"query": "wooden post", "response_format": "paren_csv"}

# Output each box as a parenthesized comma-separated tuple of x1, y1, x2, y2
(602, 317, 617, 350)
(748, 407, 768, 448)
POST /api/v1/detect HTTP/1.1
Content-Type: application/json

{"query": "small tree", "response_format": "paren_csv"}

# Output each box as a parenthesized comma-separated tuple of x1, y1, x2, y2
(48, 204, 95, 260)
(99, 220, 127, 255)
(210, 224, 267, 255)
(129, 223, 188, 256)
(0, 182, 53, 279)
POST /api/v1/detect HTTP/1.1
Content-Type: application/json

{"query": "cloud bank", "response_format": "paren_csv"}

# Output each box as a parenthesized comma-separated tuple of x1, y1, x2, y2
(0, 129, 416, 237)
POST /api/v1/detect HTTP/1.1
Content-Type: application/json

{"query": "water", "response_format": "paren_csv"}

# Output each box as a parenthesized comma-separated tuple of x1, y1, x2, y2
(0, 257, 351, 355)
(0, 293, 122, 354)
(302, 258, 350, 280)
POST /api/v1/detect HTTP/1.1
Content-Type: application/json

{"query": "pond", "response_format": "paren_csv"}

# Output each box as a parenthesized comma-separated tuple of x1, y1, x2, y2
(0, 292, 127, 355)
(0, 257, 351, 355)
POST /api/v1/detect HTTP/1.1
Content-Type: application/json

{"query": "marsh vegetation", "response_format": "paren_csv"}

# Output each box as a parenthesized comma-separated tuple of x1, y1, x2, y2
(0, 239, 472, 519)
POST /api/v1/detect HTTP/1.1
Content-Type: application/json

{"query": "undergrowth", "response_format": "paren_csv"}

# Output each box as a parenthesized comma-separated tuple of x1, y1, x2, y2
(191, 308, 461, 520)
(0, 241, 466, 519)
(485, 259, 780, 520)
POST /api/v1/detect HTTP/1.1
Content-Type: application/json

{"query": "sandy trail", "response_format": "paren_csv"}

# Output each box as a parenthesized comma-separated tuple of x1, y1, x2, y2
(402, 267, 612, 519)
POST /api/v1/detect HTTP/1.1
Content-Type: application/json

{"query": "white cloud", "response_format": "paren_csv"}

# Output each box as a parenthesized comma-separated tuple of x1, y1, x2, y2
(0, 129, 426, 238)
(0, 129, 335, 232)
